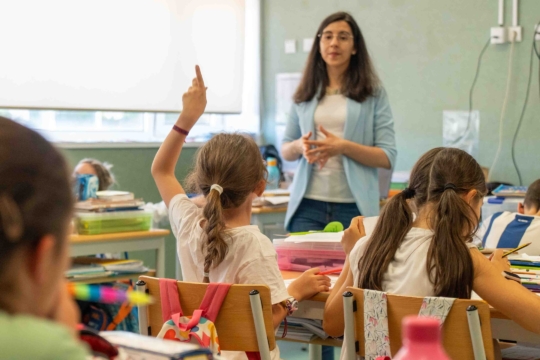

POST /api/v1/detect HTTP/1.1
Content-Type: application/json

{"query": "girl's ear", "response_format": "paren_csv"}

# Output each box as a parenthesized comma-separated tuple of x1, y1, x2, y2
(28, 234, 56, 286)
(464, 189, 478, 204)
(254, 179, 266, 197)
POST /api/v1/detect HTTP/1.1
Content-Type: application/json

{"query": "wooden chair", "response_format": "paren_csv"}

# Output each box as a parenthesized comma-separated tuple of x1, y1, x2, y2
(136, 276, 276, 359)
(342, 287, 495, 360)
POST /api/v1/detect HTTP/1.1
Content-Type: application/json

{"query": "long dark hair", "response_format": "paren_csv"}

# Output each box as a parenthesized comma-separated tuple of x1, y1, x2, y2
(357, 148, 486, 299)
(186, 134, 266, 283)
(294, 12, 379, 104)
(0, 117, 73, 295)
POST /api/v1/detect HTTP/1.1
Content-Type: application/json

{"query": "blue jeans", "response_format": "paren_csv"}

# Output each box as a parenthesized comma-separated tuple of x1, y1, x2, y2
(288, 198, 361, 232)
(288, 198, 361, 360)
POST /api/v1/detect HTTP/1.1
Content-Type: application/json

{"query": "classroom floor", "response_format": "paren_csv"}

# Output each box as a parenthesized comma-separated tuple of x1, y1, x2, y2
(277, 341, 341, 359)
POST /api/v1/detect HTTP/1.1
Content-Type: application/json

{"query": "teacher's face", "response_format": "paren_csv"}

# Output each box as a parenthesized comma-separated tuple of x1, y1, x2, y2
(319, 20, 356, 70)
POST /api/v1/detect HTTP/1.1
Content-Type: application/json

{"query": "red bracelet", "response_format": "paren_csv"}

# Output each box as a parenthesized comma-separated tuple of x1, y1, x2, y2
(172, 125, 189, 136)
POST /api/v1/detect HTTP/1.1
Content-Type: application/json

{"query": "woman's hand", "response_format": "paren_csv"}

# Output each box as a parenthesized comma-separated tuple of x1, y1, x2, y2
(177, 65, 207, 131)
(288, 268, 332, 301)
(304, 126, 345, 168)
(489, 249, 511, 273)
(341, 216, 366, 255)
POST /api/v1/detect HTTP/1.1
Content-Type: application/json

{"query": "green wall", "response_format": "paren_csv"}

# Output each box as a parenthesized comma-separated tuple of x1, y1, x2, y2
(64, 147, 198, 279)
(262, 0, 540, 185)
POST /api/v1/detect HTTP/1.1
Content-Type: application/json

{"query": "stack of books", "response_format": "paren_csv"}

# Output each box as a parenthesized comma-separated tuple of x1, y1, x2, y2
(492, 185, 528, 198)
(66, 257, 148, 281)
(510, 255, 540, 292)
(252, 189, 290, 208)
(75, 191, 144, 212)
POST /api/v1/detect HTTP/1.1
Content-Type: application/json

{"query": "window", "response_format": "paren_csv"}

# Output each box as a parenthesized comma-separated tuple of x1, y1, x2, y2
(2, 0, 260, 146)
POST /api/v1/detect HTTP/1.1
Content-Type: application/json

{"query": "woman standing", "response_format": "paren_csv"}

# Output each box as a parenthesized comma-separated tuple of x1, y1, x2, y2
(282, 12, 397, 234)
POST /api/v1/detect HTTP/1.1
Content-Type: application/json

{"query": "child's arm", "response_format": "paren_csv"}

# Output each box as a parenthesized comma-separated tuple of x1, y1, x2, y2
(322, 257, 353, 337)
(151, 65, 207, 207)
(472, 248, 540, 333)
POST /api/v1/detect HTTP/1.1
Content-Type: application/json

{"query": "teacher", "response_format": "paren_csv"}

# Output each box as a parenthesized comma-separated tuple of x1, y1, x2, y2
(282, 12, 397, 233)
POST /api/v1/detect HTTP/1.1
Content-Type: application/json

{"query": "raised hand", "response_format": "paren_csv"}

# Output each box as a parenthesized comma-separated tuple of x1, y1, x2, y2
(178, 65, 207, 131)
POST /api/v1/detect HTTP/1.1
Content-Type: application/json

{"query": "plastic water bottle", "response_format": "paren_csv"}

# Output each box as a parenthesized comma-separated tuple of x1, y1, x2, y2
(393, 316, 450, 360)
(266, 157, 280, 190)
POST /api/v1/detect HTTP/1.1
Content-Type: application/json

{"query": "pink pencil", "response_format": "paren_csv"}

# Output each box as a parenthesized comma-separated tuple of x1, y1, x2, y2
(318, 268, 343, 275)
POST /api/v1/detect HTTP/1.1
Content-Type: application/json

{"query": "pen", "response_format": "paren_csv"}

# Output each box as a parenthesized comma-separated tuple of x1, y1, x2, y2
(317, 268, 343, 275)
(502, 242, 532, 258)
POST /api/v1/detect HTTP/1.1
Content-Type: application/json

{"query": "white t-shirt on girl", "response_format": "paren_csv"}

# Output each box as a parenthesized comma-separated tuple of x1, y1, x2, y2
(169, 194, 289, 360)
(342, 227, 476, 360)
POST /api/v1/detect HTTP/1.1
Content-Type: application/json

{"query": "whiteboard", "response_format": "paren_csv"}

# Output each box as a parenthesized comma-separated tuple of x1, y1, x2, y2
(0, 0, 245, 113)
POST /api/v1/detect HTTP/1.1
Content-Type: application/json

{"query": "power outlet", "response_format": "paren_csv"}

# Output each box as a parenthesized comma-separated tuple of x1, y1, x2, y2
(508, 26, 522, 42)
(491, 27, 506, 44)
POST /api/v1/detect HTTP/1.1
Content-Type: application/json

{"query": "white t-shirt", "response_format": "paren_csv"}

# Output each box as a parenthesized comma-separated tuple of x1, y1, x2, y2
(169, 194, 289, 360)
(304, 94, 355, 203)
(478, 211, 540, 255)
(342, 227, 476, 360)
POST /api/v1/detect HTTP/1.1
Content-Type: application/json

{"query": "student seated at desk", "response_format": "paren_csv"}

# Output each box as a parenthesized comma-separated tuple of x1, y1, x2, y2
(0, 117, 89, 359)
(479, 179, 540, 254)
(341, 147, 444, 254)
(324, 148, 540, 359)
(152, 66, 331, 360)
(73, 157, 116, 191)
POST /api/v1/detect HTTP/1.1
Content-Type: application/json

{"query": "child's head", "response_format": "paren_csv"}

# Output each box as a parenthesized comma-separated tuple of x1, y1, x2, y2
(357, 147, 486, 298)
(0, 117, 74, 316)
(519, 179, 540, 215)
(187, 133, 266, 282)
(74, 158, 115, 191)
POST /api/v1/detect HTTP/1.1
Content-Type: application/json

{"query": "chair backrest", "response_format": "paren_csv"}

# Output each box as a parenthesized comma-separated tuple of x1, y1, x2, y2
(346, 287, 495, 360)
(139, 276, 276, 352)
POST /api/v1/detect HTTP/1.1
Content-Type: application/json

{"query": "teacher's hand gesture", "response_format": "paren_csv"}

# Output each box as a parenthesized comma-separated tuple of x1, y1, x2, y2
(304, 125, 345, 168)
(178, 65, 207, 131)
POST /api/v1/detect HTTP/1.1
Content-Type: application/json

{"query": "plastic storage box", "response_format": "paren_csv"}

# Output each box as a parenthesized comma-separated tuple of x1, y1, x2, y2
(273, 239, 346, 272)
(75, 210, 153, 235)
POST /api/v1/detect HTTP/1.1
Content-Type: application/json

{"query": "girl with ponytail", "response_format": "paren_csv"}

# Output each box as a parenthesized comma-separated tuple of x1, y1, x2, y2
(152, 66, 332, 360)
(324, 147, 540, 342)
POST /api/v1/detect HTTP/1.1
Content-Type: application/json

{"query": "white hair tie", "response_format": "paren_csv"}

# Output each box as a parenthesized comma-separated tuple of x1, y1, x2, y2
(210, 184, 223, 195)
(203, 272, 210, 277)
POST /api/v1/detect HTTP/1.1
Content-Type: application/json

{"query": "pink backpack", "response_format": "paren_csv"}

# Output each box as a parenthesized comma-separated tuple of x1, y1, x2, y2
(156, 279, 262, 359)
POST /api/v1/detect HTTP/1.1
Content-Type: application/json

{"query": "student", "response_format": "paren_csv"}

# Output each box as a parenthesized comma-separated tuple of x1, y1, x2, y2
(0, 117, 89, 359)
(152, 66, 331, 360)
(74, 158, 116, 191)
(340, 147, 445, 254)
(324, 148, 540, 358)
(479, 179, 540, 254)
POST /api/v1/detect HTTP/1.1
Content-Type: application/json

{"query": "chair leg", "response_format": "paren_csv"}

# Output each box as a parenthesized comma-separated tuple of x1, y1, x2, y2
(250, 290, 271, 360)
(343, 291, 357, 360)
(309, 344, 322, 360)
(136, 279, 149, 336)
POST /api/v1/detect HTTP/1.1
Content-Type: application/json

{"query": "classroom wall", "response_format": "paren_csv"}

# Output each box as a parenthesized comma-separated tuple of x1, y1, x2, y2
(63, 147, 198, 279)
(262, 0, 540, 185)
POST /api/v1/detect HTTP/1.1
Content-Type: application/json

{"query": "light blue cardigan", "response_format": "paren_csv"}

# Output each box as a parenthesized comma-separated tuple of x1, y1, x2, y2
(282, 88, 397, 230)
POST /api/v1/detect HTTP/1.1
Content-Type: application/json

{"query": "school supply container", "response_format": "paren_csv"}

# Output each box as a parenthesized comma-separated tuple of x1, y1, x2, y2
(74, 210, 153, 235)
(393, 317, 450, 360)
(273, 238, 346, 272)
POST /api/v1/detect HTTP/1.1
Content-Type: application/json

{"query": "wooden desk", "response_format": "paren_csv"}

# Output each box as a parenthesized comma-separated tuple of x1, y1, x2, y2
(70, 230, 170, 277)
(282, 271, 540, 345)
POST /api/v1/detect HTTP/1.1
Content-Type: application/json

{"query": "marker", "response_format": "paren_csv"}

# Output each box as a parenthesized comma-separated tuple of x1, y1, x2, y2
(317, 268, 343, 275)
(502, 242, 532, 258)
(67, 283, 153, 305)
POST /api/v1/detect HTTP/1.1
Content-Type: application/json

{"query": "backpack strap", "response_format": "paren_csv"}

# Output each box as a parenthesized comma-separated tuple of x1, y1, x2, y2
(198, 283, 232, 322)
(159, 278, 184, 323)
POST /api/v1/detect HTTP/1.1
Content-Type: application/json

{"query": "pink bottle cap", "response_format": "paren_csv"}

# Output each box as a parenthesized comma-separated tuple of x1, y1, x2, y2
(402, 316, 442, 343)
